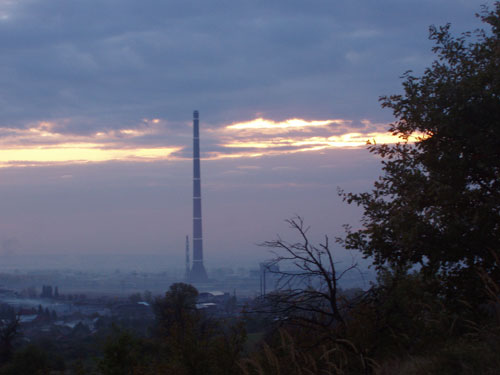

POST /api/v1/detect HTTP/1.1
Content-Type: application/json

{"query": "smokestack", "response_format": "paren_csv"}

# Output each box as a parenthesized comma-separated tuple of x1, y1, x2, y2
(190, 110, 208, 282)
(185, 235, 190, 281)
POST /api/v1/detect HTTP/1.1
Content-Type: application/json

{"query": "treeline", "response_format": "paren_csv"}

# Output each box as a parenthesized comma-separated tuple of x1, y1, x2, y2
(0, 271, 498, 374)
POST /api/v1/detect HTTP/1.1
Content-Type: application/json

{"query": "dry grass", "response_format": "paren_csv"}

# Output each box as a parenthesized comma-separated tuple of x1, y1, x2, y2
(238, 329, 377, 375)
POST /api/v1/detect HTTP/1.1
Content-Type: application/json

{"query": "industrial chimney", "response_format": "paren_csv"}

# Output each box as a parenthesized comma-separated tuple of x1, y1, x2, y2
(190, 110, 208, 282)
(185, 235, 190, 281)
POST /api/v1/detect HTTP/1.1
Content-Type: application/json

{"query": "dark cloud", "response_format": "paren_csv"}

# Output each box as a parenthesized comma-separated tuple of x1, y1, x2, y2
(0, 0, 486, 131)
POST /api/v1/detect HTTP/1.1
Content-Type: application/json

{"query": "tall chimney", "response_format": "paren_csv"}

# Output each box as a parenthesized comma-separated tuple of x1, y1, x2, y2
(185, 235, 190, 281)
(190, 110, 208, 282)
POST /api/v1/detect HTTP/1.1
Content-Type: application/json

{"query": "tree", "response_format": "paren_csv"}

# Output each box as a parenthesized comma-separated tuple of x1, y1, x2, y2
(0, 344, 66, 375)
(259, 217, 357, 331)
(98, 327, 155, 375)
(341, 4, 500, 303)
(149, 283, 245, 374)
(253, 218, 375, 374)
(128, 292, 141, 304)
(152, 282, 199, 339)
(0, 316, 20, 365)
(143, 290, 153, 303)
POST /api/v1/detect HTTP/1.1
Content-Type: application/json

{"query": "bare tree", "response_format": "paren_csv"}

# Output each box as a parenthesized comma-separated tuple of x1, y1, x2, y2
(258, 217, 359, 332)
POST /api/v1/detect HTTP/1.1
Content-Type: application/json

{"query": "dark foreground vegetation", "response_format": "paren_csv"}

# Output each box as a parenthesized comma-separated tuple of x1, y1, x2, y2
(1, 3, 499, 374)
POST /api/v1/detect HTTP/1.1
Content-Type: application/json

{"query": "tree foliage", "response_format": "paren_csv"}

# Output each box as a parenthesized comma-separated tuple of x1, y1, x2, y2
(342, 4, 500, 302)
(152, 283, 245, 375)
(153, 282, 199, 340)
(0, 316, 20, 365)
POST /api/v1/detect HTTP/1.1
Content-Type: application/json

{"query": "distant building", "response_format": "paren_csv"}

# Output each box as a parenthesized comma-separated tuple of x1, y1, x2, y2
(41, 285, 53, 298)
(112, 302, 154, 319)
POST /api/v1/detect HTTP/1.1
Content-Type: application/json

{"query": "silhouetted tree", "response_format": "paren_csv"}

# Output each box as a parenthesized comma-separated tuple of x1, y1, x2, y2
(259, 217, 357, 332)
(255, 218, 374, 373)
(151, 283, 245, 375)
(98, 327, 155, 375)
(0, 344, 65, 375)
(143, 290, 153, 303)
(0, 316, 20, 365)
(341, 3, 500, 304)
(128, 292, 141, 304)
(153, 282, 199, 339)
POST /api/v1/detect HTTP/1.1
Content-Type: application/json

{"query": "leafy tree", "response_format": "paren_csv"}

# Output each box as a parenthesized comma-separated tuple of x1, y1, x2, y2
(143, 290, 153, 303)
(98, 327, 155, 375)
(100, 283, 246, 375)
(153, 282, 199, 340)
(0, 344, 65, 375)
(128, 292, 141, 304)
(342, 4, 500, 303)
(0, 316, 20, 365)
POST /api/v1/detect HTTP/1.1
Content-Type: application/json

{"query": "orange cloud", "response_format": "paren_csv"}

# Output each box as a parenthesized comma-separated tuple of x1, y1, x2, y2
(0, 119, 178, 167)
(0, 144, 180, 167)
(208, 117, 424, 159)
(225, 118, 347, 132)
(0, 116, 424, 167)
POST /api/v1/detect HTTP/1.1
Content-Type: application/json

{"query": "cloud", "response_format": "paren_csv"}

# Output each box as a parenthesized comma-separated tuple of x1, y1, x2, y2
(225, 118, 347, 132)
(209, 116, 422, 159)
(0, 119, 182, 167)
(0, 0, 486, 132)
(0, 114, 427, 166)
(0, 1, 482, 166)
(0, 0, 487, 264)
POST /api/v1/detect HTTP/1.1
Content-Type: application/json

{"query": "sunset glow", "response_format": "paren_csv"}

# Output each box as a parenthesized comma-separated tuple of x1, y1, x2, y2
(0, 121, 178, 167)
(214, 118, 425, 159)
(226, 118, 346, 131)
(0, 145, 180, 167)
(0, 117, 425, 166)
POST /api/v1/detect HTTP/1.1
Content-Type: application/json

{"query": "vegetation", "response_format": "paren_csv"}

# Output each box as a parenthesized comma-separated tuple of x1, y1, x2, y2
(246, 4, 500, 373)
(258, 217, 353, 331)
(97, 283, 246, 375)
(341, 3, 500, 304)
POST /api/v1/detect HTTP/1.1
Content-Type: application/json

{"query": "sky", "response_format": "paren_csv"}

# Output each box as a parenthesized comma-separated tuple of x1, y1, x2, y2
(0, 0, 489, 270)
